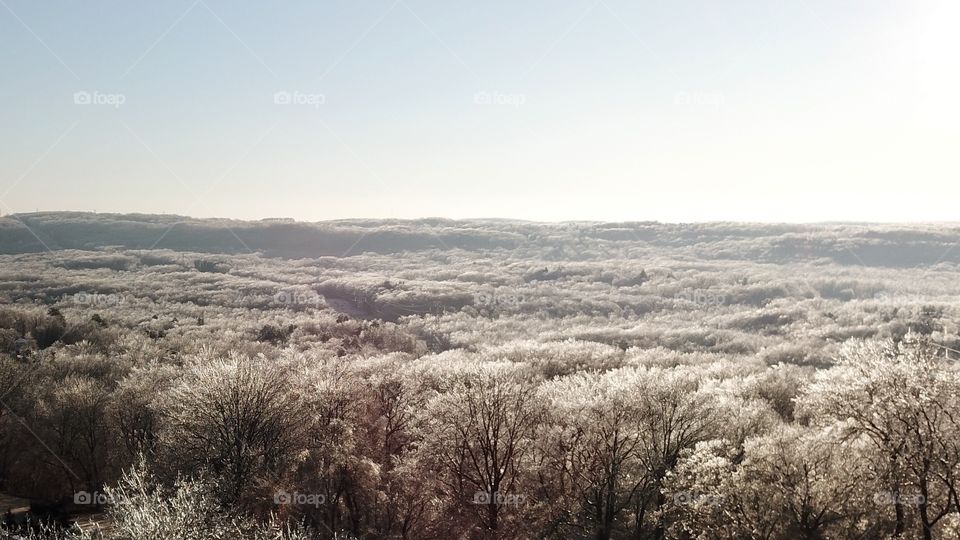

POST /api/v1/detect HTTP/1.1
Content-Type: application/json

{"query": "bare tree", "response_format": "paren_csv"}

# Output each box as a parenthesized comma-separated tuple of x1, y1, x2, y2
(156, 352, 306, 507)
(800, 337, 960, 539)
(419, 363, 542, 535)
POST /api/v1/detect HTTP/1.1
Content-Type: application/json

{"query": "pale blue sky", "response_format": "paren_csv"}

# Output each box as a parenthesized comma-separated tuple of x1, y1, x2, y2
(1, 0, 958, 222)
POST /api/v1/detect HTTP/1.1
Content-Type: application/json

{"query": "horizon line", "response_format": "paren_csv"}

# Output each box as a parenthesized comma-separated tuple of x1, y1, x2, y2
(4, 210, 960, 228)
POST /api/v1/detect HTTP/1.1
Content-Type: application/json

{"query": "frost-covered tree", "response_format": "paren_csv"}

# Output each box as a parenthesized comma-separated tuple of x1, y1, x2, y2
(417, 363, 542, 535)
(799, 337, 960, 539)
(155, 351, 307, 507)
(664, 427, 869, 540)
(540, 369, 655, 539)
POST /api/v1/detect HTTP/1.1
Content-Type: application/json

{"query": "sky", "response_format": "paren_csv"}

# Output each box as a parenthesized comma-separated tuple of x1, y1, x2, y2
(1, 0, 959, 223)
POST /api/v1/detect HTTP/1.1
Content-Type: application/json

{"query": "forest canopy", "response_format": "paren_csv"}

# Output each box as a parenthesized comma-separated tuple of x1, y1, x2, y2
(1, 213, 959, 539)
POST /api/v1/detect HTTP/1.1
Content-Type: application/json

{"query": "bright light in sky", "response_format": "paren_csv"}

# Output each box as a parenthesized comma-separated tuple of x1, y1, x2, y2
(1, 0, 958, 222)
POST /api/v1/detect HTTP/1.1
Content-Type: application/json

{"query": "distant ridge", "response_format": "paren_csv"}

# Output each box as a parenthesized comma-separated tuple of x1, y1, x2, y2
(1, 211, 959, 267)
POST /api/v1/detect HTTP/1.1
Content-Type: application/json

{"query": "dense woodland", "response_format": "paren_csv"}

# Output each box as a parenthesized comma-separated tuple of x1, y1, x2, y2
(2, 213, 960, 539)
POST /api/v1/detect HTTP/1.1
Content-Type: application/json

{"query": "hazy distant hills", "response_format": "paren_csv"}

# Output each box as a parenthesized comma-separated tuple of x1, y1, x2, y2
(2, 211, 959, 267)
(0, 212, 522, 257)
